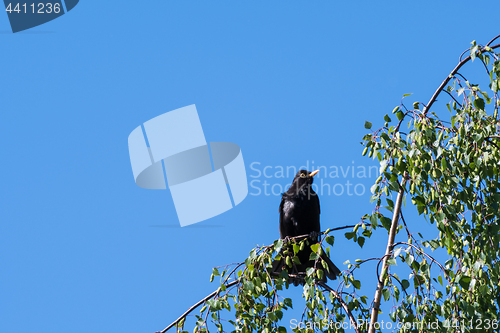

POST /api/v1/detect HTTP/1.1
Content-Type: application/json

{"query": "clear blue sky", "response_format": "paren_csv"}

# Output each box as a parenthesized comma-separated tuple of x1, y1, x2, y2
(1, 1, 498, 332)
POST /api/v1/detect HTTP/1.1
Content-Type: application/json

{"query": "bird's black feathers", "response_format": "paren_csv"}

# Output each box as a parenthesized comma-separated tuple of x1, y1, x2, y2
(279, 170, 321, 239)
(272, 169, 341, 285)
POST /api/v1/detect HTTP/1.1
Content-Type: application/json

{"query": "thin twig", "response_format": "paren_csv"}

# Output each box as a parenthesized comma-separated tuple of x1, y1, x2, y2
(160, 263, 244, 332)
(318, 281, 361, 333)
(394, 242, 451, 283)
(443, 90, 463, 109)
(276, 224, 372, 245)
(423, 40, 500, 115)
(487, 34, 500, 46)
(158, 280, 239, 333)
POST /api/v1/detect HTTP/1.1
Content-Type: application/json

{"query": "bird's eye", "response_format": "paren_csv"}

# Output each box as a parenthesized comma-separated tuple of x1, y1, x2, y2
(300, 173, 306, 178)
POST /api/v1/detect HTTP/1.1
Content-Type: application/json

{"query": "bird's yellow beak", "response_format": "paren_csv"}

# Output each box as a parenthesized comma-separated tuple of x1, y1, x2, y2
(309, 170, 319, 177)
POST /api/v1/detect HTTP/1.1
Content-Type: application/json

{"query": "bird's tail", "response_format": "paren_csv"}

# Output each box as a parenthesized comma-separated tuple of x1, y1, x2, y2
(270, 244, 341, 284)
(319, 250, 341, 281)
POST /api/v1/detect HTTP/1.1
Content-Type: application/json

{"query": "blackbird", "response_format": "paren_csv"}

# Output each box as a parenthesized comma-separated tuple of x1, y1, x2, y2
(272, 169, 341, 285)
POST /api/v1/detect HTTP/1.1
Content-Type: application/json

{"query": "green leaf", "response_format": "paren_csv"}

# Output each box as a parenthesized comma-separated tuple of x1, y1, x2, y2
(459, 275, 471, 289)
(480, 91, 491, 103)
(357, 236, 365, 248)
(380, 216, 392, 231)
(310, 243, 320, 253)
(405, 254, 414, 266)
(243, 280, 254, 291)
(292, 256, 301, 265)
(309, 252, 319, 260)
(345, 232, 356, 240)
(441, 158, 447, 171)
(365, 121, 372, 129)
(403, 93, 413, 97)
(382, 288, 390, 301)
(434, 212, 445, 222)
(384, 114, 392, 122)
(352, 279, 361, 289)
(430, 240, 440, 250)
(401, 279, 410, 290)
(386, 199, 394, 209)
(274, 239, 284, 253)
(394, 285, 400, 301)
(473, 97, 485, 110)
(316, 269, 324, 280)
(389, 180, 400, 192)
(325, 235, 335, 246)
(414, 274, 425, 286)
(471, 45, 478, 61)
(387, 258, 397, 266)
(396, 111, 404, 121)
(451, 115, 457, 127)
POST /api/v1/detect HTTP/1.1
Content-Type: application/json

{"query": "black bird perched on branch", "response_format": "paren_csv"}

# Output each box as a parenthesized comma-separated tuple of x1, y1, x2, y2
(272, 169, 341, 285)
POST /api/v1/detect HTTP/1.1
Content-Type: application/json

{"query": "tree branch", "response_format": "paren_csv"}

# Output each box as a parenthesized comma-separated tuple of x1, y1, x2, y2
(268, 224, 372, 247)
(157, 280, 239, 333)
(487, 34, 500, 46)
(368, 176, 407, 333)
(158, 263, 244, 333)
(423, 36, 500, 115)
(318, 281, 361, 333)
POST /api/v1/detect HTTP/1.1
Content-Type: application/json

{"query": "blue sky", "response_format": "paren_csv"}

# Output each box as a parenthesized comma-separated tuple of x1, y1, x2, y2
(1, 1, 499, 332)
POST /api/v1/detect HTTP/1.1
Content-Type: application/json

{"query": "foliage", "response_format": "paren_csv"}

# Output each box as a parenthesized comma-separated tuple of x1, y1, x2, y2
(360, 39, 500, 331)
(162, 36, 500, 333)
(173, 233, 363, 333)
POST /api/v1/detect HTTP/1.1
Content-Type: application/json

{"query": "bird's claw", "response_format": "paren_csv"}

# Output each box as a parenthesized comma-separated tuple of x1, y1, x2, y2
(309, 231, 321, 241)
(283, 236, 291, 244)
